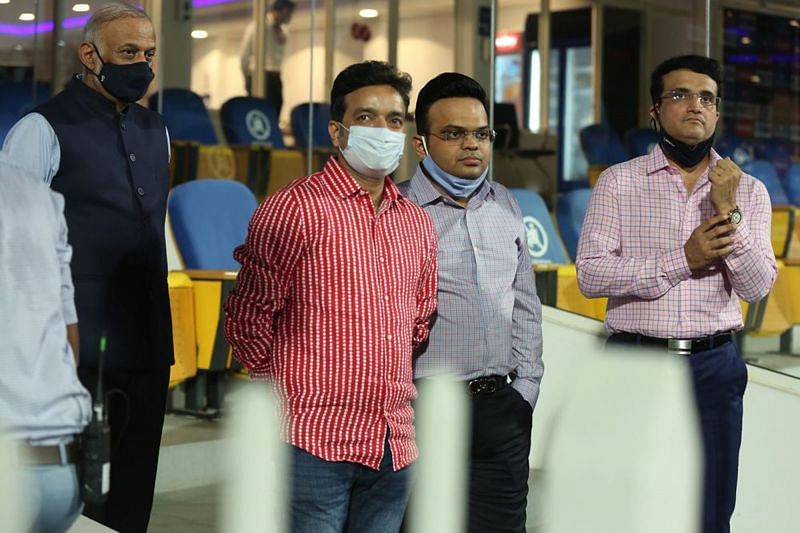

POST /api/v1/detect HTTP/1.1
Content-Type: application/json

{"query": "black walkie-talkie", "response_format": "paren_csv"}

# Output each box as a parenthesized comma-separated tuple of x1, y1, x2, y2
(81, 334, 111, 505)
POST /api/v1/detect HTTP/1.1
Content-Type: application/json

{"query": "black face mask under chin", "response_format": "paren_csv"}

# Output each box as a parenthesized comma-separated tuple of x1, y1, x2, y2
(654, 114, 716, 168)
(87, 44, 154, 104)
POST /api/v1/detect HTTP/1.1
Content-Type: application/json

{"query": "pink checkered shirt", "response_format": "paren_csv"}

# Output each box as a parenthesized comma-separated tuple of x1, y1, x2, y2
(576, 145, 777, 338)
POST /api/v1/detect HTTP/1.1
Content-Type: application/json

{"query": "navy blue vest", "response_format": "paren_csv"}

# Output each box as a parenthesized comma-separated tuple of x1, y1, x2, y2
(35, 77, 174, 370)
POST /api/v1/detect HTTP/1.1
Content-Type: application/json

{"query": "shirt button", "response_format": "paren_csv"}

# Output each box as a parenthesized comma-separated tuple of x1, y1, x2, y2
(137, 186, 145, 196)
(379, 256, 385, 262)
(129, 153, 136, 162)
(386, 334, 393, 341)
(384, 295, 390, 301)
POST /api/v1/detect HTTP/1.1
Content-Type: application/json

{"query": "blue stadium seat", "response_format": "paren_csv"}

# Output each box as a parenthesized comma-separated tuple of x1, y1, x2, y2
(784, 164, 800, 206)
(754, 139, 792, 178)
(714, 134, 754, 166)
(290, 102, 332, 148)
(556, 188, 592, 262)
(220, 96, 286, 147)
(0, 81, 50, 144)
(0, 113, 18, 145)
(149, 88, 218, 144)
(742, 159, 789, 206)
(579, 124, 629, 166)
(508, 188, 569, 264)
(168, 179, 257, 270)
(624, 128, 660, 157)
(0, 81, 49, 114)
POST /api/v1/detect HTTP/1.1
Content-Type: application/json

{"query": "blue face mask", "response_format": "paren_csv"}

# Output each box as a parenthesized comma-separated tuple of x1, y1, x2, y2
(420, 137, 488, 199)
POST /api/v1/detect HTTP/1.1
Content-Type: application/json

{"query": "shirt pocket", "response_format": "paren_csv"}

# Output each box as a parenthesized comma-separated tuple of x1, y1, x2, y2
(481, 228, 519, 290)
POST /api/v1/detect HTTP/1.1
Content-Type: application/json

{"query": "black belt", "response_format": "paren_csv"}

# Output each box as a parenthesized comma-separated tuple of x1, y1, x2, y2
(20, 441, 80, 465)
(467, 374, 513, 395)
(608, 331, 734, 355)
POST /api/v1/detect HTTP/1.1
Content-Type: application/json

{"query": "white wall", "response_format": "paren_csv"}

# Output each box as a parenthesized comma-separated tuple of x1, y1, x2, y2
(190, 16, 456, 124)
(537, 306, 800, 533)
(189, 2, 535, 126)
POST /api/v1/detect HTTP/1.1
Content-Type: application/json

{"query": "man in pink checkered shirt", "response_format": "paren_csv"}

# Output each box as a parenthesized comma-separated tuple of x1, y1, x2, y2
(576, 55, 777, 533)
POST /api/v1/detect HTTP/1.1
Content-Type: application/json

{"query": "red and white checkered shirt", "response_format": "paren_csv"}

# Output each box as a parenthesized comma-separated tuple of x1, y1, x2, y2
(224, 157, 439, 470)
(576, 146, 777, 338)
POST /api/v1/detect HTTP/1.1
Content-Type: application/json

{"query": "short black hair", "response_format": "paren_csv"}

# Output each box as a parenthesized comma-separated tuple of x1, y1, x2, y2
(415, 72, 488, 134)
(330, 61, 412, 122)
(650, 55, 722, 106)
(272, 0, 295, 11)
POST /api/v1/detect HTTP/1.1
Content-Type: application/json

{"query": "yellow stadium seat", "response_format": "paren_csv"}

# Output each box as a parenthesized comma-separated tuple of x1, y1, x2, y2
(533, 264, 607, 322)
(167, 271, 198, 388)
(742, 260, 793, 340)
(555, 264, 608, 321)
(770, 206, 795, 259)
(185, 269, 238, 371)
(266, 149, 306, 196)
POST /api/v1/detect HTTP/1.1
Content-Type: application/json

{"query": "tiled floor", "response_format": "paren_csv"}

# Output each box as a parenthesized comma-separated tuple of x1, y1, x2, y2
(150, 485, 219, 533)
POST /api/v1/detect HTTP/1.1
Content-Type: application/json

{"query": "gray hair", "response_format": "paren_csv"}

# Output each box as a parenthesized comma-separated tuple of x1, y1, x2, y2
(83, 2, 151, 43)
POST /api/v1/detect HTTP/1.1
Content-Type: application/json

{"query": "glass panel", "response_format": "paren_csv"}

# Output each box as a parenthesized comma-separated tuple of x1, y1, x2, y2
(395, 0, 455, 180)
(562, 46, 592, 183)
(600, 6, 641, 140)
(722, 8, 799, 164)
(332, 0, 389, 76)
(190, 0, 254, 111)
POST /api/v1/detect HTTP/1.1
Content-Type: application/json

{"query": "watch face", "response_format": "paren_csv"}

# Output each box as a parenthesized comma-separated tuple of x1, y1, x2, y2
(730, 209, 742, 225)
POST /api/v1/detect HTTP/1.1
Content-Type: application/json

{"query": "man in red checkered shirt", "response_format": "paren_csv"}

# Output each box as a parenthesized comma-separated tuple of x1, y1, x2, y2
(224, 61, 438, 533)
(577, 55, 777, 533)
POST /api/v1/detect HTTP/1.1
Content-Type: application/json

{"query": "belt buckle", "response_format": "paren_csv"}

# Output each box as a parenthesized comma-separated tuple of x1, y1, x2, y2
(667, 339, 692, 356)
(468, 378, 496, 395)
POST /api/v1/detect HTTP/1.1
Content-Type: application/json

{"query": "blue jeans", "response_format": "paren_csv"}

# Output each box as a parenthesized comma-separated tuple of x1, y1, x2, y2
(23, 462, 82, 533)
(290, 434, 412, 533)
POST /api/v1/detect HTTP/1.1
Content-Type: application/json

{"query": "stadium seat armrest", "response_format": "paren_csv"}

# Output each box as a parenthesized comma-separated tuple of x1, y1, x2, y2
(183, 269, 239, 281)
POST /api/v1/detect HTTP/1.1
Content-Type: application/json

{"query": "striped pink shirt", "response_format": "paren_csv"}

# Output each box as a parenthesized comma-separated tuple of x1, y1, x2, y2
(576, 146, 777, 338)
(224, 157, 438, 470)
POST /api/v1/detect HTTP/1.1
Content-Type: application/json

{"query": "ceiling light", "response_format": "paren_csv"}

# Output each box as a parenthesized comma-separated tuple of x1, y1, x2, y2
(0, 0, 11, 4)
(359, 9, 379, 18)
(191, 30, 208, 39)
(73, 3, 91, 12)
(740, 36, 751, 44)
(19, 13, 36, 21)
(791, 20, 800, 28)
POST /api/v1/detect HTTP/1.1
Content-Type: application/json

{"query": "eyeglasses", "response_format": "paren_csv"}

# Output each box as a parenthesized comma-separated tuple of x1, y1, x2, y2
(658, 90, 720, 109)
(425, 128, 497, 144)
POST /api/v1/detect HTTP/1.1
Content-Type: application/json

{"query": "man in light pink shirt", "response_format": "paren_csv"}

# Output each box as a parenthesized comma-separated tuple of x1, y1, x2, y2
(576, 55, 777, 533)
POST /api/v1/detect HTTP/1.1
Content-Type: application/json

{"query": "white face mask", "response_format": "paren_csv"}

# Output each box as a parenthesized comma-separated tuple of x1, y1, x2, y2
(338, 124, 406, 179)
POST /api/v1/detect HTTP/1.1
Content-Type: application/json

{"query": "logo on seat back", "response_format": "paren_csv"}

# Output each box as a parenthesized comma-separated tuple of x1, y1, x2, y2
(522, 216, 548, 259)
(245, 110, 272, 141)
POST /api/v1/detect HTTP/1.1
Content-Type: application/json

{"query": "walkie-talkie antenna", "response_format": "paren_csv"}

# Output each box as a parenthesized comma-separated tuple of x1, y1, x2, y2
(82, 331, 112, 504)
(95, 333, 107, 422)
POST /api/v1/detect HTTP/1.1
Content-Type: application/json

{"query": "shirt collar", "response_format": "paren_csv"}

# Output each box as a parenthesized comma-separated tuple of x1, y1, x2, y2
(645, 143, 722, 176)
(321, 156, 402, 207)
(407, 162, 494, 207)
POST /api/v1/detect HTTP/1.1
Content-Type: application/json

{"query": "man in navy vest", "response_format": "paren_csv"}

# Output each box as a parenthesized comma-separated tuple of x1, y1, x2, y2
(3, 3, 173, 531)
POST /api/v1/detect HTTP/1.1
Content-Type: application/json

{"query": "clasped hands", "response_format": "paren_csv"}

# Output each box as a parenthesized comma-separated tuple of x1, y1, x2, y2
(684, 157, 742, 271)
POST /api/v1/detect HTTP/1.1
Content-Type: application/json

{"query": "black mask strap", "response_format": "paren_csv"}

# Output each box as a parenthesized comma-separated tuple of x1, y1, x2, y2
(653, 106, 715, 168)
